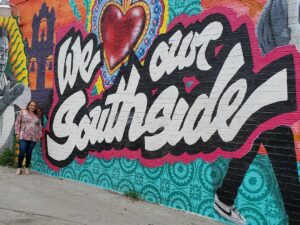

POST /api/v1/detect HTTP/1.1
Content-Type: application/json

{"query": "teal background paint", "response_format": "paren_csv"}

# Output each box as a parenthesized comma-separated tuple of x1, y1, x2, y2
(69, 0, 81, 21)
(168, 0, 202, 22)
(32, 143, 289, 225)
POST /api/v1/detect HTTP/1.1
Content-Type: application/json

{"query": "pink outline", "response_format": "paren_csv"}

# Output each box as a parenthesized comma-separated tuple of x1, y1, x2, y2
(44, 7, 300, 170)
(215, 44, 223, 56)
(183, 76, 200, 94)
(151, 88, 158, 95)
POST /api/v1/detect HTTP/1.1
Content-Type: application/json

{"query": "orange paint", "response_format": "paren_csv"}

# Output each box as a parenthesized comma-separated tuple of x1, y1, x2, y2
(45, 56, 54, 89)
(11, 0, 82, 45)
(11, 0, 85, 91)
(74, 0, 87, 27)
(292, 122, 300, 162)
(258, 144, 267, 155)
(38, 19, 48, 42)
(202, 0, 266, 23)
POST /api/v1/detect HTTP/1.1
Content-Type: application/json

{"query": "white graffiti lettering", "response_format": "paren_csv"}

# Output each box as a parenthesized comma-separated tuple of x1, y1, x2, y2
(149, 21, 223, 82)
(57, 32, 101, 95)
(46, 16, 296, 166)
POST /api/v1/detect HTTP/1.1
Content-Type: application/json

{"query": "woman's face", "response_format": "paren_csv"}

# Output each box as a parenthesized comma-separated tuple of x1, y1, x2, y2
(28, 102, 36, 113)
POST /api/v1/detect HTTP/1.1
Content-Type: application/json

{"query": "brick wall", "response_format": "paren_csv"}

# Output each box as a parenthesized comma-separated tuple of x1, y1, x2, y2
(5, 0, 300, 224)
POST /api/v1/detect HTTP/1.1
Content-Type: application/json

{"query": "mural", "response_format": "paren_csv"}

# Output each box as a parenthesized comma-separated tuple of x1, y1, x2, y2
(0, 17, 30, 153)
(25, 3, 55, 114)
(8, 0, 300, 224)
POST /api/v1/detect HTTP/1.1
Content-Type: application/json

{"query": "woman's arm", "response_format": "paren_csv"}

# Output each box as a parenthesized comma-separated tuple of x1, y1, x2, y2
(14, 110, 23, 136)
(38, 118, 43, 140)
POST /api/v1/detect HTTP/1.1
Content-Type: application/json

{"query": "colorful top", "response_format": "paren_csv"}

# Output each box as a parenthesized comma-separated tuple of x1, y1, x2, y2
(15, 110, 42, 142)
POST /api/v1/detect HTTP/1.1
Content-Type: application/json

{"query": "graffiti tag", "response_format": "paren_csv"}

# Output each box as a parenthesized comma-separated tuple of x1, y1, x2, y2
(46, 14, 296, 167)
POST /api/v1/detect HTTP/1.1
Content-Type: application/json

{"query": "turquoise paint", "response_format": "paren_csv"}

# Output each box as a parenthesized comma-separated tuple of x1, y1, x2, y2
(69, 0, 82, 21)
(168, 0, 202, 23)
(32, 143, 289, 225)
(83, 0, 91, 30)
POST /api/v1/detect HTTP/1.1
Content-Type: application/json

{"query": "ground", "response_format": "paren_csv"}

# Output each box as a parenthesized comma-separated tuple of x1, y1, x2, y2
(0, 166, 224, 225)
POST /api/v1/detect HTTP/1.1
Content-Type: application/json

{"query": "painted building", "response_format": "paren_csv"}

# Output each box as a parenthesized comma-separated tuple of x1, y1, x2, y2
(2, 0, 299, 224)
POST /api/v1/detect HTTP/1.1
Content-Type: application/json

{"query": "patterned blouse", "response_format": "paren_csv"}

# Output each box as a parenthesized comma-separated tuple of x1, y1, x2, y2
(15, 110, 42, 142)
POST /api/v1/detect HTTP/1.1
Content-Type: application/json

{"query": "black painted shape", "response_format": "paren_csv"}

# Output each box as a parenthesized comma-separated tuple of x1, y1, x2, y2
(217, 126, 300, 225)
(25, 2, 55, 113)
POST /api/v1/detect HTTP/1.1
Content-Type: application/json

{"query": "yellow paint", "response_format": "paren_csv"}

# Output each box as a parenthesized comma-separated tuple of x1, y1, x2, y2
(95, 75, 104, 95)
(0, 17, 29, 86)
(87, 0, 95, 32)
(159, 0, 168, 34)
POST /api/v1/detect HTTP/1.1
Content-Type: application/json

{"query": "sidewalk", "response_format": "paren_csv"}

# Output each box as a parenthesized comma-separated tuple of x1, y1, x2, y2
(0, 166, 224, 225)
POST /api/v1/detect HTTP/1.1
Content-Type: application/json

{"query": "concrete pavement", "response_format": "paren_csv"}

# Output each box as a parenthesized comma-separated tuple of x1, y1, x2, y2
(0, 166, 225, 225)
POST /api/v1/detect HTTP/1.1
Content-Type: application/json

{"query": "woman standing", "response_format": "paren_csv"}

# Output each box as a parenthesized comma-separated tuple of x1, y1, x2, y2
(15, 100, 42, 175)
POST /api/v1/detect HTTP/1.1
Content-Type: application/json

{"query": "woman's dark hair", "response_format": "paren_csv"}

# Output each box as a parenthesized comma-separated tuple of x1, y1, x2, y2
(26, 100, 42, 118)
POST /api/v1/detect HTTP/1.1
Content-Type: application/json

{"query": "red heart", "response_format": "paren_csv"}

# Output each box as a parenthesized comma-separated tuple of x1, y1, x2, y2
(100, 4, 146, 72)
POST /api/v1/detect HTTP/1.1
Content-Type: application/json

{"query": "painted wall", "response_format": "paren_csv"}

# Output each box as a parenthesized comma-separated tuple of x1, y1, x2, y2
(0, 17, 30, 153)
(7, 0, 300, 224)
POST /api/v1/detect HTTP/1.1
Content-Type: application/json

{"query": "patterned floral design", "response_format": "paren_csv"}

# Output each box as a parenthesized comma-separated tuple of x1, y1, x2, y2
(239, 206, 268, 225)
(140, 184, 162, 203)
(197, 197, 223, 222)
(167, 161, 195, 187)
(239, 162, 273, 202)
(198, 158, 228, 193)
(168, 0, 201, 23)
(166, 191, 192, 211)
(96, 173, 113, 190)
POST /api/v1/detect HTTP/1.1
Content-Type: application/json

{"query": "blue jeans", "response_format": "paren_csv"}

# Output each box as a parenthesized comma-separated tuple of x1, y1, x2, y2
(18, 140, 36, 168)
